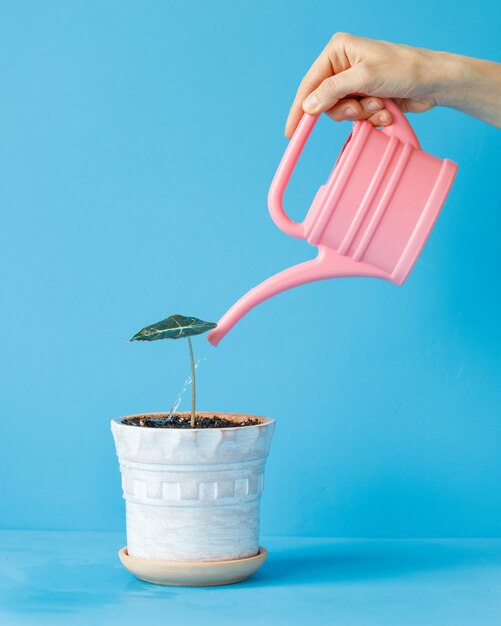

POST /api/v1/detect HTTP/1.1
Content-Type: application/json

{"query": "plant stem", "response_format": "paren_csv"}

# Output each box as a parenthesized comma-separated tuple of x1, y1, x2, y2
(187, 337, 196, 428)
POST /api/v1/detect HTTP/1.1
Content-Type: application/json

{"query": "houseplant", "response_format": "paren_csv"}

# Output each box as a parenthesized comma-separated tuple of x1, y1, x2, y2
(111, 314, 275, 586)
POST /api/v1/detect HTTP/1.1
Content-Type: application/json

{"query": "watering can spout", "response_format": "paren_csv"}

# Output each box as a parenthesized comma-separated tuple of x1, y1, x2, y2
(207, 247, 387, 346)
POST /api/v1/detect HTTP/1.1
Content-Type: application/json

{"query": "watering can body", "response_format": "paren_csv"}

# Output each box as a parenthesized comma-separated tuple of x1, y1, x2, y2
(208, 99, 457, 346)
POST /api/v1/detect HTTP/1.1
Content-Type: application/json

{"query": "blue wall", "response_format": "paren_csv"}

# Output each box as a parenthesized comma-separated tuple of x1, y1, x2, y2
(1, 0, 499, 537)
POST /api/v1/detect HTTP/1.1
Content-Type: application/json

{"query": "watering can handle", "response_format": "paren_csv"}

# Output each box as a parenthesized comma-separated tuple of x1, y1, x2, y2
(267, 113, 319, 239)
(268, 98, 421, 239)
(380, 99, 421, 149)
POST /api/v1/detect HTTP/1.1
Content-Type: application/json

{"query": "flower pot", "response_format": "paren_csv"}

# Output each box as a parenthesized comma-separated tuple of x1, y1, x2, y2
(111, 412, 275, 585)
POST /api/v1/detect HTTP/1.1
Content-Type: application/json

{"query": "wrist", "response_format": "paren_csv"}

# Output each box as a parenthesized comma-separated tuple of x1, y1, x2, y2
(431, 52, 501, 126)
(426, 51, 472, 108)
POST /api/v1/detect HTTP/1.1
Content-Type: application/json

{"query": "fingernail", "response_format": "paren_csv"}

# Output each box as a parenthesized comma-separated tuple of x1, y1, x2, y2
(344, 106, 357, 117)
(303, 94, 319, 112)
(379, 112, 391, 124)
(367, 100, 381, 112)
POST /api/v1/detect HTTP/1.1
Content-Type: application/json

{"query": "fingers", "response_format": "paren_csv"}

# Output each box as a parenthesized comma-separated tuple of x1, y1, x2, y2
(285, 50, 333, 138)
(328, 97, 393, 126)
(301, 94, 393, 129)
(326, 97, 385, 121)
(302, 66, 367, 115)
(367, 109, 393, 126)
(285, 32, 361, 137)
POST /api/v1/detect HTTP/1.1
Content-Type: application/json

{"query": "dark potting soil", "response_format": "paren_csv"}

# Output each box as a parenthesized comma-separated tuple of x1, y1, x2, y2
(121, 415, 260, 429)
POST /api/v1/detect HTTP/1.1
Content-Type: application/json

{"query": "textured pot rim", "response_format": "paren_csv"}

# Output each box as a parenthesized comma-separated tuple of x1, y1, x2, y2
(111, 411, 274, 432)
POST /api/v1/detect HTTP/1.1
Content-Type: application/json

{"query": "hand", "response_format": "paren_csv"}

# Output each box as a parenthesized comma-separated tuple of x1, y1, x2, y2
(285, 33, 443, 137)
(285, 34, 501, 134)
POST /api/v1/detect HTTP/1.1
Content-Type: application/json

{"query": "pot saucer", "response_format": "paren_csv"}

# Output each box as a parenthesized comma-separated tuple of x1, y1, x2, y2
(118, 546, 268, 586)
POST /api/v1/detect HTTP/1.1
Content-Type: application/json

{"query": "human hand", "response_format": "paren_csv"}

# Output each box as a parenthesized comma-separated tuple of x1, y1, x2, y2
(285, 34, 447, 137)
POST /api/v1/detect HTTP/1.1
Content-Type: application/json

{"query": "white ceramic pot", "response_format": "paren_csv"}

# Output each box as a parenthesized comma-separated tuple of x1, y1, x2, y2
(111, 412, 275, 562)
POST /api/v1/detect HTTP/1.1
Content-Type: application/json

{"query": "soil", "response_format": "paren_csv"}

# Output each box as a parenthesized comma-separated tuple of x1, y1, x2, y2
(121, 414, 260, 429)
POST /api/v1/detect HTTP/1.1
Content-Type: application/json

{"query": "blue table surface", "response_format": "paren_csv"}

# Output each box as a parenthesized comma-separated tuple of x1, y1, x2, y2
(0, 531, 500, 625)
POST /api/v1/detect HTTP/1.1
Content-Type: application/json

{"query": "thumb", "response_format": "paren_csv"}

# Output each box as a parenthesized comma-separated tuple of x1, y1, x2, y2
(303, 67, 367, 114)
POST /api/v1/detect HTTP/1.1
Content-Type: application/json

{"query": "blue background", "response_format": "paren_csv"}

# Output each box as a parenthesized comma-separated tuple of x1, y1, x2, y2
(0, 0, 499, 538)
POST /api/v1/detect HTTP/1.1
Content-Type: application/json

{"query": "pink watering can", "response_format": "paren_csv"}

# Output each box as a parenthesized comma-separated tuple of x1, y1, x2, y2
(208, 99, 457, 346)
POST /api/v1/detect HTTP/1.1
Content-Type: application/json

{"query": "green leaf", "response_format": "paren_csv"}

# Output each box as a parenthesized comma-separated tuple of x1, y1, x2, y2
(129, 314, 217, 343)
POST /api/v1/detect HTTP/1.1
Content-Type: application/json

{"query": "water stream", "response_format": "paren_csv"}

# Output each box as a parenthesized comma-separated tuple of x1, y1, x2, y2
(167, 345, 214, 418)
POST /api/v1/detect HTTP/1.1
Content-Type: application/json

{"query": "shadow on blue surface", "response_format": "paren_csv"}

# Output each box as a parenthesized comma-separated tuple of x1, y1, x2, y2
(2, 536, 498, 618)
(250, 540, 496, 587)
